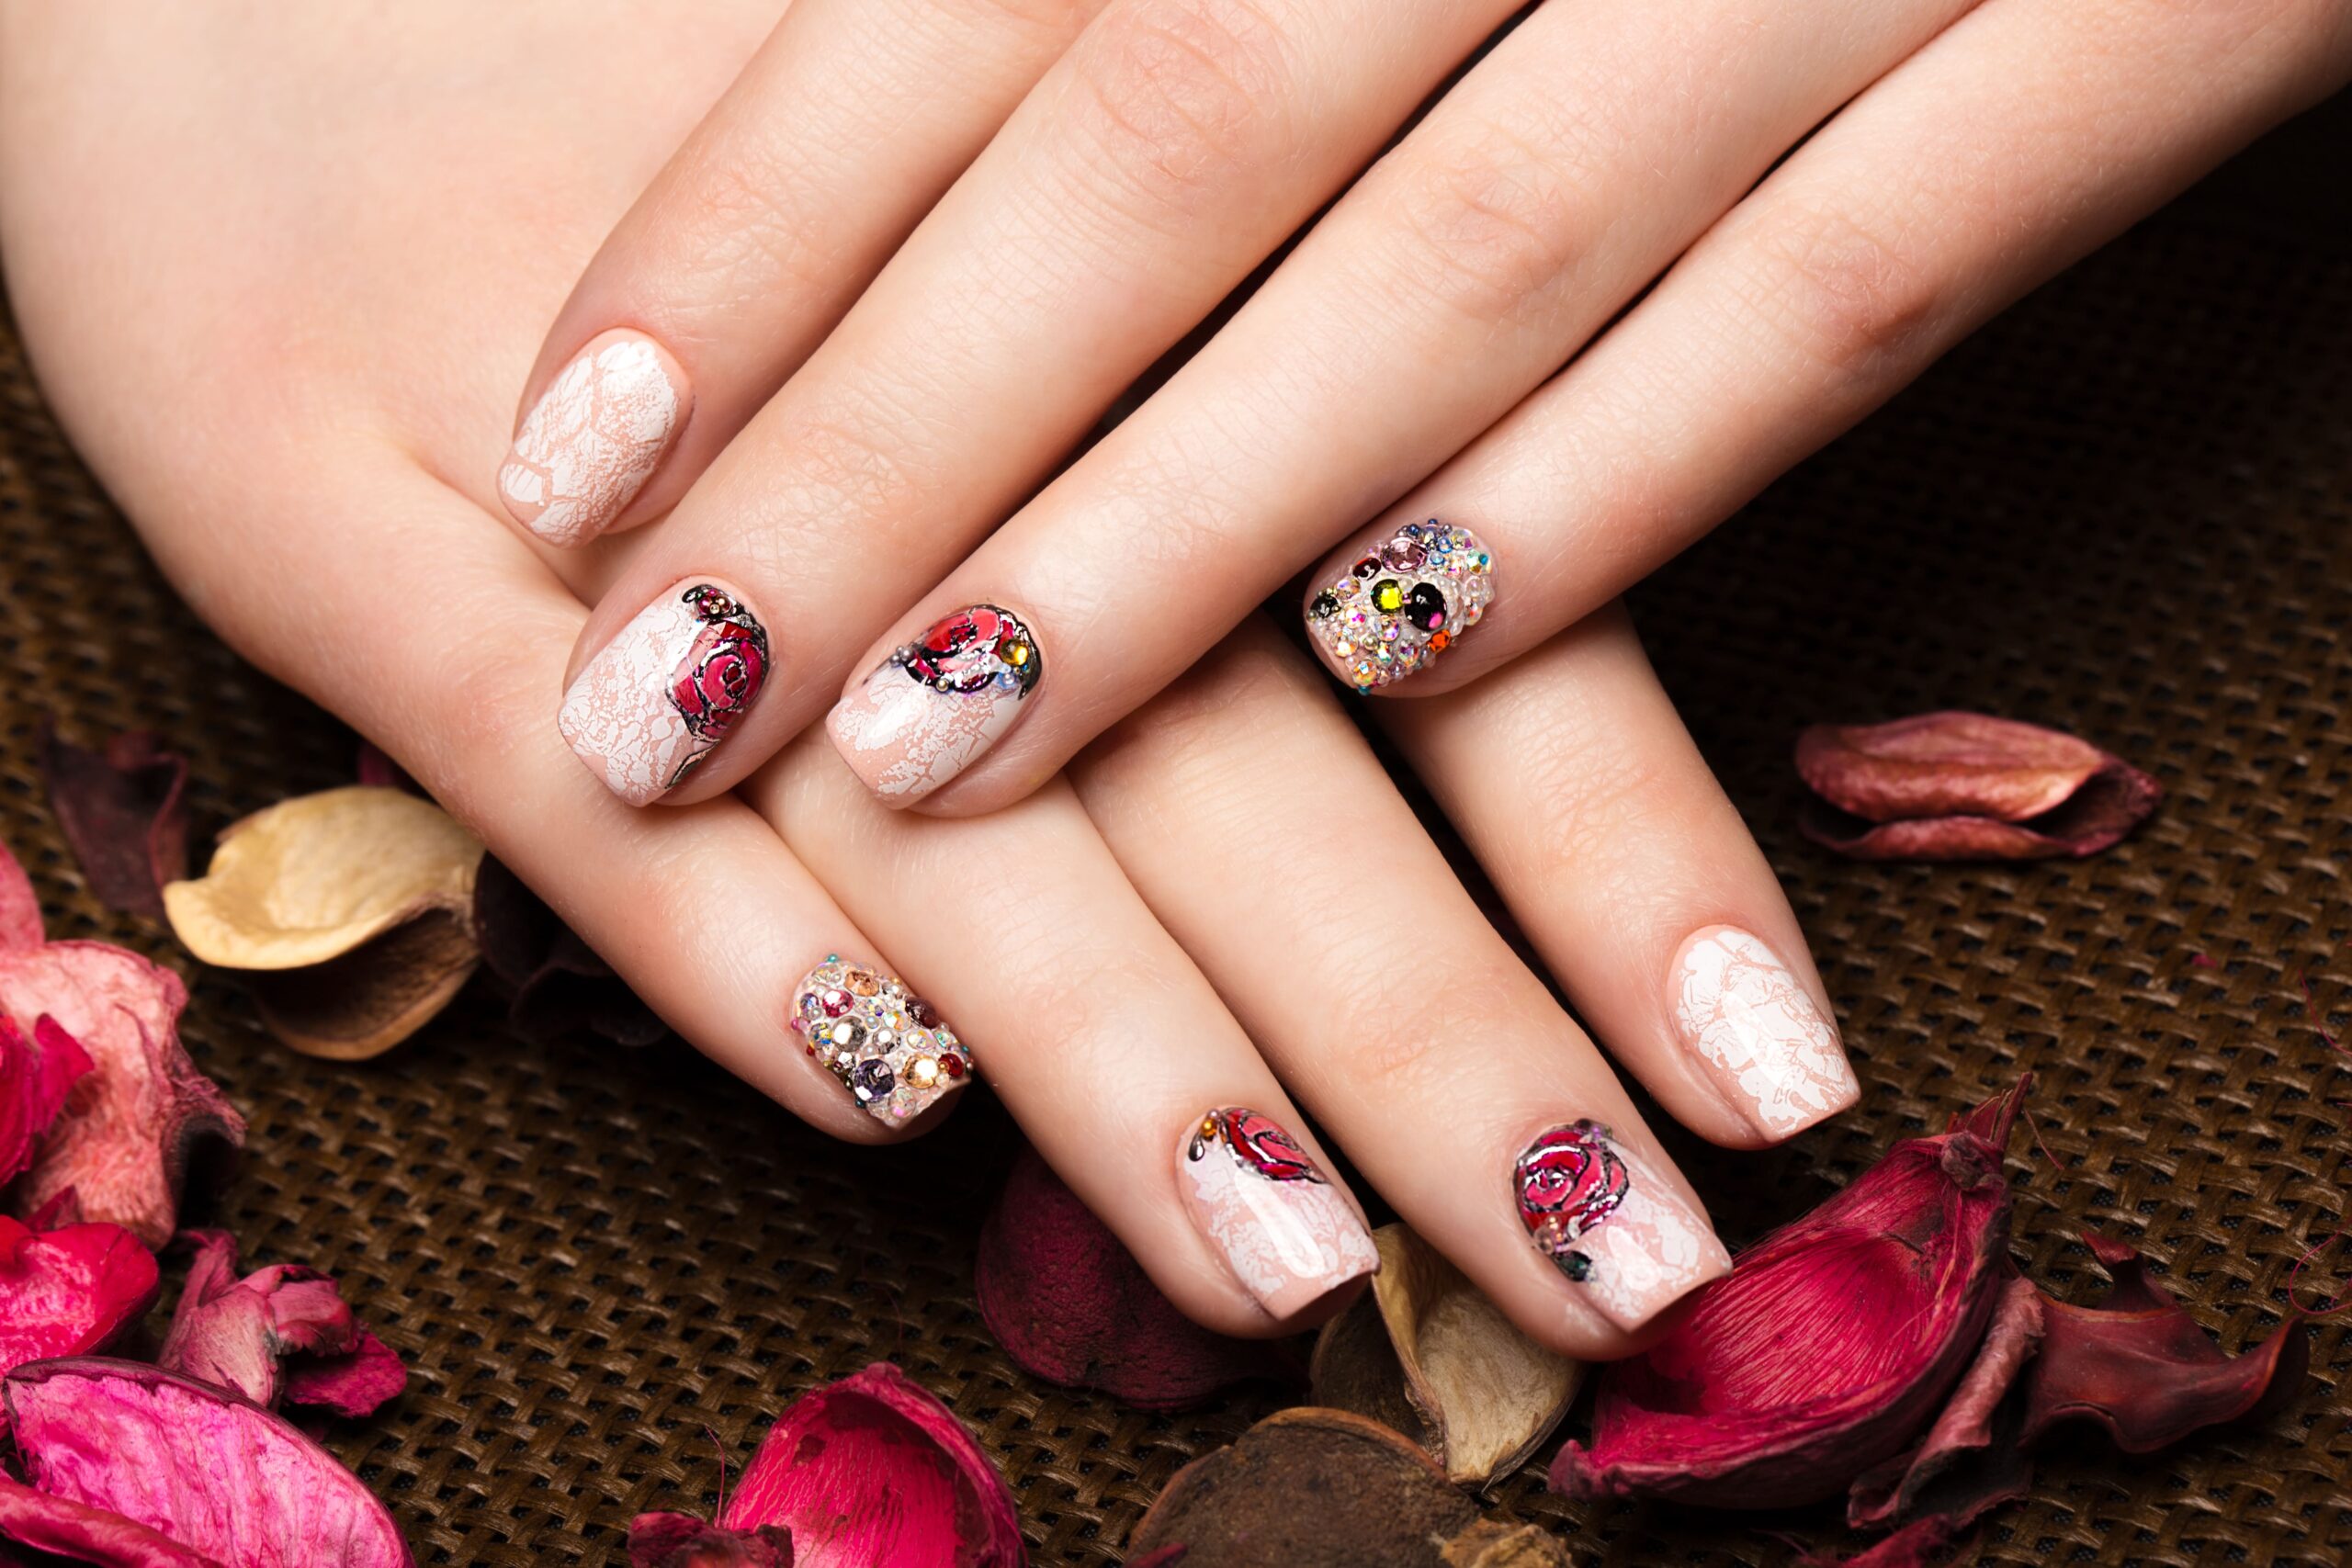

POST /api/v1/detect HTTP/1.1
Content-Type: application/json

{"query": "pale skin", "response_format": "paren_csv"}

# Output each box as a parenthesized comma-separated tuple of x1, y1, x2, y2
(0, 3, 2340, 1356)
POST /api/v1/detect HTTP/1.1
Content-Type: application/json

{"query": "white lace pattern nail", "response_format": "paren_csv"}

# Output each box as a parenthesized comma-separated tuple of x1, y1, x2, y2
(1179, 1109, 1377, 1318)
(829, 605, 1041, 804)
(499, 333, 684, 546)
(559, 584, 768, 806)
(1673, 928, 1859, 1137)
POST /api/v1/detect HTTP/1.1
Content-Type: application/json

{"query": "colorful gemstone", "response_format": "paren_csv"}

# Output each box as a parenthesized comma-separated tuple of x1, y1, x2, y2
(1371, 579, 1405, 614)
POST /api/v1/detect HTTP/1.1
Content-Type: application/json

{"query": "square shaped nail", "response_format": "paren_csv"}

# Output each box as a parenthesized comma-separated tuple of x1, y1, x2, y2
(829, 604, 1042, 802)
(1306, 519, 1493, 691)
(790, 956, 971, 1124)
(1672, 927, 1859, 1139)
(560, 582, 769, 806)
(499, 329, 690, 546)
(1514, 1120, 1729, 1330)
(1179, 1108, 1376, 1318)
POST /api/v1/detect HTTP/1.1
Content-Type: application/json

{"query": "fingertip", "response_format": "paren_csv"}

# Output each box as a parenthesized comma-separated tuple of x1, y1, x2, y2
(499, 327, 693, 547)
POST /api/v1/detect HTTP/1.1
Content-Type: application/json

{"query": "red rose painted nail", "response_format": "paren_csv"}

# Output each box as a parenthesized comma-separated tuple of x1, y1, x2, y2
(1514, 1121, 1728, 1332)
(560, 582, 769, 806)
(829, 604, 1043, 805)
(1179, 1108, 1375, 1320)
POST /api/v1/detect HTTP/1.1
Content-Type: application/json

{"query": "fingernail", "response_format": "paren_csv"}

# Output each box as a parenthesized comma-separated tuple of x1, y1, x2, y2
(790, 955, 973, 1124)
(560, 582, 769, 805)
(828, 604, 1043, 804)
(1671, 927, 1860, 1139)
(499, 328, 691, 546)
(1306, 519, 1494, 692)
(1514, 1120, 1730, 1331)
(1179, 1108, 1378, 1319)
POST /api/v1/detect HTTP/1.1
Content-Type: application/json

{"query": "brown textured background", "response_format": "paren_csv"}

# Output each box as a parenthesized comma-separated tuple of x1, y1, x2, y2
(2, 92, 2347, 1568)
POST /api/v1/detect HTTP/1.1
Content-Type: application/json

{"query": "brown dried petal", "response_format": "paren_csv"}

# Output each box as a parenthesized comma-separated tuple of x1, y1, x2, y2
(243, 911, 480, 1063)
(471, 857, 667, 1048)
(1129, 1409, 1565, 1568)
(1310, 1225, 1581, 1487)
(1796, 713, 2159, 862)
(40, 729, 189, 922)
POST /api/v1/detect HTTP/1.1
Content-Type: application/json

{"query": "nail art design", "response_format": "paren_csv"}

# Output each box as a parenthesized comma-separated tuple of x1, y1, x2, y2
(1306, 519, 1494, 692)
(790, 955, 973, 1124)
(560, 583, 769, 805)
(1515, 1121, 1730, 1330)
(1674, 928, 1860, 1138)
(828, 605, 1042, 803)
(1180, 1108, 1377, 1318)
(499, 331, 686, 546)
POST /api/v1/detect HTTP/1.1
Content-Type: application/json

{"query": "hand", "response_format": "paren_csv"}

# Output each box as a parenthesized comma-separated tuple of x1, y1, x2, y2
(0, 0, 1862, 1354)
(510, 0, 2349, 819)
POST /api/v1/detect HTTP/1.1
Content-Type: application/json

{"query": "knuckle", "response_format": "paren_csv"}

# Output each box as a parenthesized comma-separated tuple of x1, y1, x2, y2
(1377, 116, 1593, 328)
(1741, 196, 1941, 387)
(1057, 0, 1297, 231)
(1340, 952, 1533, 1100)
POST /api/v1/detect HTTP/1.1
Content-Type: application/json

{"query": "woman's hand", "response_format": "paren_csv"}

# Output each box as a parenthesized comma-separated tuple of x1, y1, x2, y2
(0, 0, 1862, 1353)
(517, 0, 2349, 816)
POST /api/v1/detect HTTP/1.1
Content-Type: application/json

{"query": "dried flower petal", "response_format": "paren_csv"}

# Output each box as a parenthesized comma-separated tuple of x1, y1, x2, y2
(1310, 1225, 1581, 1486)
(628, 1515, 794, 1568)
(1129, 1409, 1568, 1568)
(0, 1473, 225, 1568)
(0, 1217, 160, 1396)
(0, 843, 243, 1247)
(4, 1358, 414, 1567)
(1552, 1084, 2027, 1508)
(156, 1231, 402, 1417)
(1797, 713, 2159, 861)
(162, 789, 484, 1060)
(281, 1333, 406, 1419)
(40, 730, 190, 921)
(0, 1017, 93, 1186)
(472, 857, 666, 1048)
(1845, 1275, 2042, 1532)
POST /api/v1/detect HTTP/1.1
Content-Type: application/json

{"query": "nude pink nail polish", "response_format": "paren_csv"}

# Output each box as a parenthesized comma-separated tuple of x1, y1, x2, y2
(1514, 1119, 1730, 1331)
(829, 604, 1043, 804)
(1671, 927, 1860, 1139)
(1179, 1108, 1377, 1319)
(560, 582, 768, 805)
(499, 328, 691, 546)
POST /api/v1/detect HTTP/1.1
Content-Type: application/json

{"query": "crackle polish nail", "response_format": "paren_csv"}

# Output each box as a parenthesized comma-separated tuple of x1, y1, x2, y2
(790, 955, 972, 1124)
(560, 582, 769, 806)
(828, 604, 1043, 804)
(1305, 519, 1494, 692)
(1179, 1108, 1377, 1318)
(1672, 927, 1859, 1139)
(1514, 1120, 1730, 1331)
(499, 329, 691, 546)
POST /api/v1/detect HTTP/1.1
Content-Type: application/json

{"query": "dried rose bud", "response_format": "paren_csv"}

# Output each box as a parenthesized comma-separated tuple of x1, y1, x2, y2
(1552, 1085, 2027, 1508)
(1796, 713, 2160, 861)
(630, 1363, 1023, 1568)
(157, 1230, 404, 1418)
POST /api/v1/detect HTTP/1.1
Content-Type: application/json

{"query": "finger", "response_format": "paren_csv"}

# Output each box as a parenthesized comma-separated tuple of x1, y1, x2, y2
(498, 0, 1106, 546)
(1385, 604, 1858, 1147)
(844, 0, 1990, 812)
(1070, 619, 1733, 1352)
(1306, 0, 2352, 692)
(743, 739, 1377, 1334)
(170, 441, 969, 1145)
(561, 0, 1523, 803)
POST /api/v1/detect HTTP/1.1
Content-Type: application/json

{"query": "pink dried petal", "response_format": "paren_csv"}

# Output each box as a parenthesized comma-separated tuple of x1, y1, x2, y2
(4, 1358, 414, 1568)
(0, 1474, 225, 1568)
(1796, 714, 2159, 862)
(719, 1364, 1023, 1568)
(0, 1217, 161, 1391)
(156, 1231, 399, 1414)
(0, 840, 45, 953)
(282, 1331, 405, 1418)
(977, 1147, 1298, 1411)
(628, 1515, 795, 1567)
(40, 731, 189, 922)
(1, 1017, 94, 1185)
(0, 842, 244, 1247)
(1551, 1084, 2027, 1509)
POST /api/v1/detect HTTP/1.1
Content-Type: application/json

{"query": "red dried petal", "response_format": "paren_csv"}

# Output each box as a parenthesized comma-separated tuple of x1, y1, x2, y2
(470, 857, 667, 1048)
(1796, 714, 2159, 862)
(282, 1331, 405, 1419)
(0, 843, 244, 1247)
(1846, 1276, 2042, 1530)
(4, 1358, 414, 1568)
(0, 1217, 160, 1393)
(156, 1231, 401, 1416)
(0, 1474, 226, 1568)
(1, 1017, 94, 1185)
(720, 1364, 1023, 1568)
(1551, 1084, 2027, 1508)
(0, 840, 46, 953)
(40, 730, 189, 922)
(977, 1147, 1298, 1411)
(628, 1515, 795, 1568)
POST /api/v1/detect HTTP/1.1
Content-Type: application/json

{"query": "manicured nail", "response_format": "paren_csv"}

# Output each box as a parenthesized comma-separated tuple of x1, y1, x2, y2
(828, 604, 1043, 804)
(498, 329, 690, 546)
(1514, 1120, 1730, 1331)
(560, 582, 769, 806)
(790, 955, 972, 1124)
(1672, 927, 1859, 1139)
(1179, 1108, 1378, 1319)
(1305, 519, 1494, 692)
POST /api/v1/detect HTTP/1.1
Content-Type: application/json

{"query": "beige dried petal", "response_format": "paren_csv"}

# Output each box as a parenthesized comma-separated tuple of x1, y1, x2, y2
(1312, 1225, 1584, 1488)
(163, 787, 482, 970)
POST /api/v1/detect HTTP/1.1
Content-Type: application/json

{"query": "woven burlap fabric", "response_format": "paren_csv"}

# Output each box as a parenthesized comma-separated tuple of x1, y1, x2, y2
(2, 95, 2347, 1568)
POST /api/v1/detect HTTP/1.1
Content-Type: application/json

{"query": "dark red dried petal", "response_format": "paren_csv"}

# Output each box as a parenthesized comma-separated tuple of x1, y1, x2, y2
(977, 1146, 1300, 1412)
(0, 1017, 93, 1186)
(1846, 1276, 2042, 1530)
(628, 1515, 794, 1568)
(471, 857, 667, 1048)
(40, 730, 189, 922)
(283, 1330, 406, 1418)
